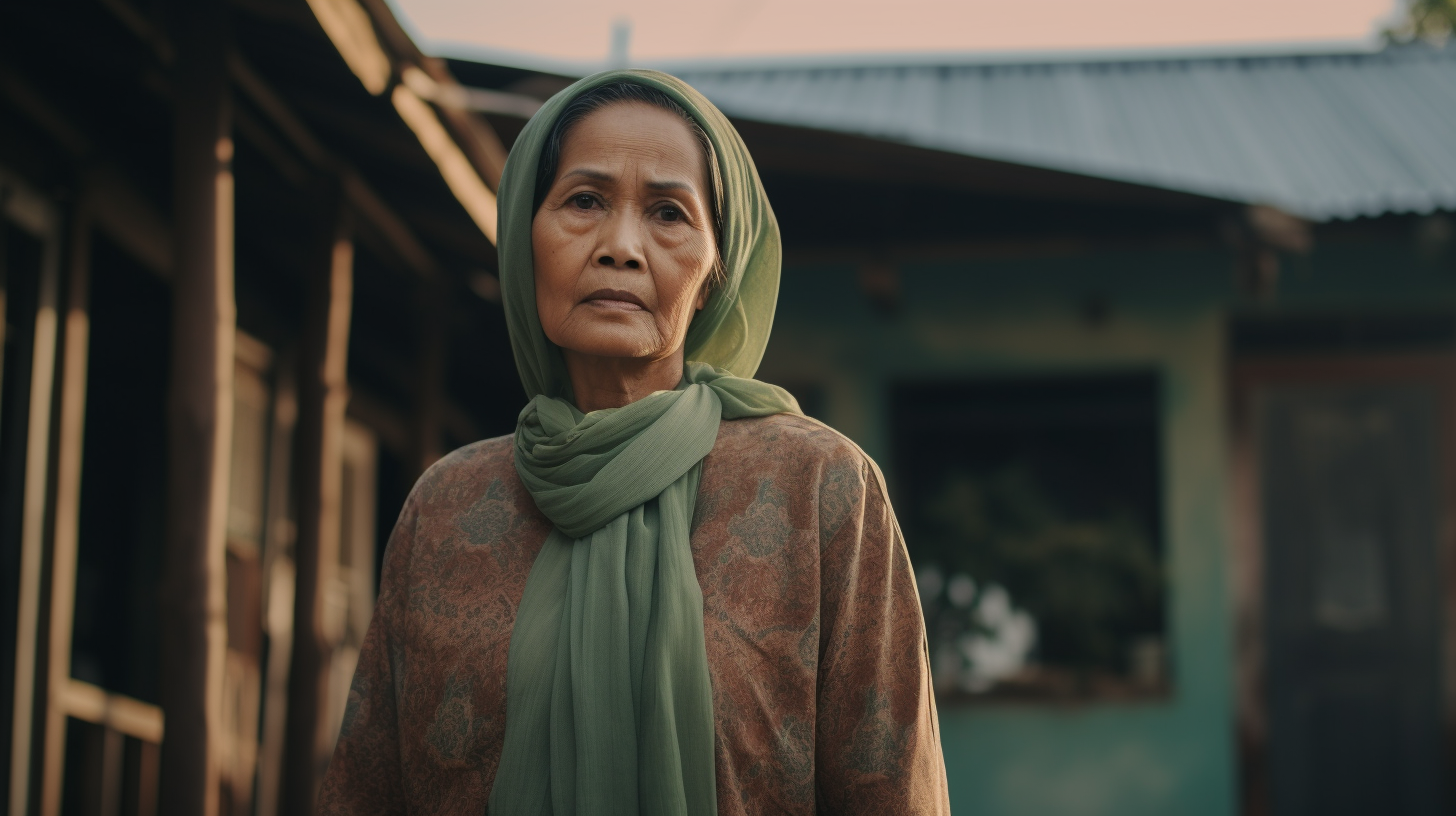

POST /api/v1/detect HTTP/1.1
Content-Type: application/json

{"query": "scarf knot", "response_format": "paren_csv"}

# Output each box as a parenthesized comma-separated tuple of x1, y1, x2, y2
(514, 364, 800, 540)
(491, 363, 797, 816)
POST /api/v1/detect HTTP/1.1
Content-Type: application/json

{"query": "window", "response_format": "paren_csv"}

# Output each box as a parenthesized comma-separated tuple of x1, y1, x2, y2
(72, 236, 170, 705)
(891, 373, 1167, 701)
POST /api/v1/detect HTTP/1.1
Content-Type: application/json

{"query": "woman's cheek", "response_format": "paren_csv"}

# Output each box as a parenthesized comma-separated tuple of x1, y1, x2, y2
(535, 263, 574, 336)
(660, 268, 705, 339)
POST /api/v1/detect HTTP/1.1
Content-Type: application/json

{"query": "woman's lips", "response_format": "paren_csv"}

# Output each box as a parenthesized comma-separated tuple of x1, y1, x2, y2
(583, 289, 646, 311)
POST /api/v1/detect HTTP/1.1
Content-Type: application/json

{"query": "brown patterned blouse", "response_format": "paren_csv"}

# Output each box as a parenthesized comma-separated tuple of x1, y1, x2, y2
(317, 413, 950, 815)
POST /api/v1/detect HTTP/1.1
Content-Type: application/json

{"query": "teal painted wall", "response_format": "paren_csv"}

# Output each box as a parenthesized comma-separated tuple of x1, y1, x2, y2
(753, 229, 1456, 815)
(757, 248, 1238, 816)
(1266, 235, 1456, 307)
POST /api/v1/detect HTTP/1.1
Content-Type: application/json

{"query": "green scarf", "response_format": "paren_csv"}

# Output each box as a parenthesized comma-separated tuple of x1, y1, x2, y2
(489, 70, 800, 816)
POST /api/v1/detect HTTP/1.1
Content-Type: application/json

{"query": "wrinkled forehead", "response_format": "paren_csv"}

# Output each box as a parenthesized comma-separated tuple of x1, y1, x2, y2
(552, 102, 710, 189)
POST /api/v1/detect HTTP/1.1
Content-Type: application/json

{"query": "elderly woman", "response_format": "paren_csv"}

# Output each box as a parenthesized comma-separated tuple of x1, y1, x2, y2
(318, 70, 949, 815)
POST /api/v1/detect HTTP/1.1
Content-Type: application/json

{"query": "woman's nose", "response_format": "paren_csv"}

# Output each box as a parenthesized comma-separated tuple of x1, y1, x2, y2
(595, 211, 644, 270)
(595, 254, 640, 269)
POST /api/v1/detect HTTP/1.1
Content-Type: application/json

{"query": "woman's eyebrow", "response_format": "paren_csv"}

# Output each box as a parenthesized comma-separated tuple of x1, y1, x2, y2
(561, 168, 696, 195)
(561, 168, 614, 183)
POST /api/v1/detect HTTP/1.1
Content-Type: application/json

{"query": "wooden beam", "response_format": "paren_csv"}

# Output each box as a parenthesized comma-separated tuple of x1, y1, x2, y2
(104, 0, 502, 245)
(227, 51, 440, 277)
(339, 173, 438, 278)
(0, 64, 90, 157)
(148, 0, 500, 259)
(158, 2, 235, 813)
(355, 0, 426, 63)
(390, 84, 497, 243)
(282, 187, 354, 816)
(0, 64, 175, 278)
(59, 680, 165, 745)
(86, 166, 173, 277)
(431, 97, 510, 190)
(97, 0, 175, 64)
(226, 53, 329, 166)
(355, 0, 509, 188)
(233, 104, 313, 190)
(402, 63, 509, 188)
(302, 0, 391, 95)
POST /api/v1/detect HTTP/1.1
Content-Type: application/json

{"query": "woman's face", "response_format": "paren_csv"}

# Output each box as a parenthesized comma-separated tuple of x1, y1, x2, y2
(532, 102, 717, 364)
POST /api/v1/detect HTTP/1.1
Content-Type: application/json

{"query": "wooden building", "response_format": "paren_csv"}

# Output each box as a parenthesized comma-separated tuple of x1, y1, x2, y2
(0, 0, 523, 813)
(9, 2, 1456, 814)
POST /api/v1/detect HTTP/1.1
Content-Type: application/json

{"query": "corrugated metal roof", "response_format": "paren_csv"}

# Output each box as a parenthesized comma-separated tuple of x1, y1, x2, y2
(669, 44, 1456, 221)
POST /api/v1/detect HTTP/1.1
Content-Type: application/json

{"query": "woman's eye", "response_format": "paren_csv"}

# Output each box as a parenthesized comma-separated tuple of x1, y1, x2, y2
(659, 206, 682, 222)
(571, 194, 596, 210)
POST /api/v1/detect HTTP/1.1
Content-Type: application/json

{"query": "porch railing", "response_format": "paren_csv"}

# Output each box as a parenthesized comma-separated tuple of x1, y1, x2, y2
(55, 679, 164, 816)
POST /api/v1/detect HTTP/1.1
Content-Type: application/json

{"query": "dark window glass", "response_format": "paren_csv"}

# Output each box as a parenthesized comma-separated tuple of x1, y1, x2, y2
(890, 373, 1167, 701)
(71, 236, 171, 705)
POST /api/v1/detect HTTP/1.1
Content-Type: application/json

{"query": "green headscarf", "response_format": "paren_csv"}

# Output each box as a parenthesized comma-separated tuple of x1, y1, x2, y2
(489, 70, 800, 816)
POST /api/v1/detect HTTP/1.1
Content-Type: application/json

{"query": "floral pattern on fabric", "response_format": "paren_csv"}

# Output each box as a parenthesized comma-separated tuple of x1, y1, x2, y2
(318, 414, 949, 815)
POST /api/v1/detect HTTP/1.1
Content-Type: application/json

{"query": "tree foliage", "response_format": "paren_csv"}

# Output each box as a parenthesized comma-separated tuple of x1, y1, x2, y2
(918, 466, 1163, 676)
(1386, 0, 1456, 42)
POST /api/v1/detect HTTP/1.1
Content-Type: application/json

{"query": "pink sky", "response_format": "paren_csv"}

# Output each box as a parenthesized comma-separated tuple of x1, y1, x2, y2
(392, 0, 1402, 65)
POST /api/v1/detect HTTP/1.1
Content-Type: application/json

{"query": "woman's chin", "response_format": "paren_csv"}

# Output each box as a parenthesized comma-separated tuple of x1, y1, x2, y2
(558, 335, 666, 363)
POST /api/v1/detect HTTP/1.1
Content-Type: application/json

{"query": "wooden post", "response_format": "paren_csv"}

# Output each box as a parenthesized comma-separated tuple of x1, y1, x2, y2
(3, 179, 63, 816)
(159, 0, 234, 814)
(37, 197, 92, 816)
(282, 190, 353, 816)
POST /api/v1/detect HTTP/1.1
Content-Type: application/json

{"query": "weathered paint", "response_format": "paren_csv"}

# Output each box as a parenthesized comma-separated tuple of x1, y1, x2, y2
(758, 248, 1237, 816)
(757, 233, 1456, 814)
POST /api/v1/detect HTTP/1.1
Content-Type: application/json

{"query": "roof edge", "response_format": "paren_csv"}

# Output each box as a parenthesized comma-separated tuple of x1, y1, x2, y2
(655, 39, 1456, 75)
(427, 36, 1416, 77)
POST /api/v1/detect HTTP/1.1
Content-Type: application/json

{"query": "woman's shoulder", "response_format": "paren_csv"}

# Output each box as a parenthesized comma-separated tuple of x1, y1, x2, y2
(706, 414, 898, 542)
(407, 433, 521, 508)
(713, 412, 877, 485)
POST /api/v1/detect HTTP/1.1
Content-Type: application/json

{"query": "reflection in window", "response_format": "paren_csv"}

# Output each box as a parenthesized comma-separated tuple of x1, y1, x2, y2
(891, 373, 1167, 701)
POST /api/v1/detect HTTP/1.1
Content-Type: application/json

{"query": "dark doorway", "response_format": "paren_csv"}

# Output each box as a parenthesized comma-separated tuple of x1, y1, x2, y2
(1259, 384, 1445, 816)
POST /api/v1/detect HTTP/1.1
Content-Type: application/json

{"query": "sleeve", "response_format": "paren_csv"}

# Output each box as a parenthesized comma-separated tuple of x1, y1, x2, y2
(316, 491, 418, 814)
(815, 456, 951, 815)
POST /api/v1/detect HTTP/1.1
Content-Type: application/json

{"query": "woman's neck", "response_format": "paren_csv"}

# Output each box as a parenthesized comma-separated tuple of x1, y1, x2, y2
(562, 349, 685, 413)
